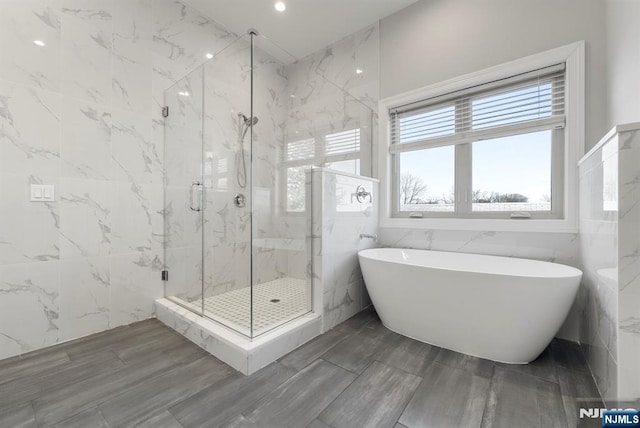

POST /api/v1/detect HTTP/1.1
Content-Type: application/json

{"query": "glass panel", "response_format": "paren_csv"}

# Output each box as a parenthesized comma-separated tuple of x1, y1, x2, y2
(252, 34, 312, 337)
(163, 67, 205, 315)
(472, 130, 552, 212)
(200, 36, 253, 336)
(398, 146, 455, 212)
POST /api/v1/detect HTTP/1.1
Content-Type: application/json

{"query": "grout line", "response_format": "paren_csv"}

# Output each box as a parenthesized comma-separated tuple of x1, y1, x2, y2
(96, 406, 111, 427)
(311, 359, 360, 424)
(319, 357, 363, 378)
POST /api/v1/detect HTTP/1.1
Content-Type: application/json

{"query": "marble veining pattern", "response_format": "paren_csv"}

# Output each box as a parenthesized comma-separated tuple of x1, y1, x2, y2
(615, 129, 640, 399)
(312, 169, 379, 331)
(0, 0, 381, 359)
(0, 0, 227, 360)
(578, 126, 640, 401)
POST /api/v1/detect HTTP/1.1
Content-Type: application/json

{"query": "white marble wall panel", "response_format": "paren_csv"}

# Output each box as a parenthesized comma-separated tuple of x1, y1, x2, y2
(60, 98, 112, 180)
(0, 261, 60, 360)
(378, 228, 580, 266)
(59, 178, 111, 260)
(0, 0, 61, 92)
(110, 250, 163, 326)
(616, 129, 640, 399)
(0, 80, 61, 177)
(579, 136, 619, 400)
(578, 125, 640, 401)
(58, 257, 111, 342)
(289, 24, 379, 111)
(112, 0, 152, 114)
(312, 169, 379, 331)
(111, 110, 161, 186)
(60, 0, 113, 106)
(0, 0, 227, 359)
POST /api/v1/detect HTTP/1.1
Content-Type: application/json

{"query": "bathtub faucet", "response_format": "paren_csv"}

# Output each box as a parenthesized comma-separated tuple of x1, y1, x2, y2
(359, 233, 378, 242)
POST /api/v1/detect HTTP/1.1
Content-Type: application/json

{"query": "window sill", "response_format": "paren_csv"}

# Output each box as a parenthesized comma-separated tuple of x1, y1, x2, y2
(379, 217, 578, 233)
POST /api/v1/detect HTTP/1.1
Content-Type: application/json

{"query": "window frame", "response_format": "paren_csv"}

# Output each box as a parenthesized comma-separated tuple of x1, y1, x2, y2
(378, 41, 585, 233)
(391, 129, 565, 220)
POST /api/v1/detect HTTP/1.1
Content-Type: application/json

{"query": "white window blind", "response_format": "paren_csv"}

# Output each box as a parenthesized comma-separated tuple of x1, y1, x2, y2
(286, 138, 315, 161)
(389, 63, 565, 154)
(324, 129, 361, 156)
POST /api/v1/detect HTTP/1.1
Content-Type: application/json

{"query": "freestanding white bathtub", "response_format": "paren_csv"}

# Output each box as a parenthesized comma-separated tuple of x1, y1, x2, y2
(358, 248, 582, 364)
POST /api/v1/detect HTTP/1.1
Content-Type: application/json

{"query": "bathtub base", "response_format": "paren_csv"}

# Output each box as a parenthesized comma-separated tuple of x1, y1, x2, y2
(359, 248, 582, 364)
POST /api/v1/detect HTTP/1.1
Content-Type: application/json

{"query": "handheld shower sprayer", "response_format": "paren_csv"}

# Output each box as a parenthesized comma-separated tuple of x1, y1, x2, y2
(236, 113, 258, 189)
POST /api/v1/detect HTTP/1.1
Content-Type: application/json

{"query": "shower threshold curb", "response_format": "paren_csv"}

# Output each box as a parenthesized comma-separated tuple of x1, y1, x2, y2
(155, 298, 321, 375)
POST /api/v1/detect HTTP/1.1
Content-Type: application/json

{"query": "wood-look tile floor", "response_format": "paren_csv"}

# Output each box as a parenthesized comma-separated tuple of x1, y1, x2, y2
(0, 308, 603, 428)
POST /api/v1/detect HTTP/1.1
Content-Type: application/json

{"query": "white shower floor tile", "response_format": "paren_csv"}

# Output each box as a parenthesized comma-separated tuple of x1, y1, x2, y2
(179, 277, 309, 337)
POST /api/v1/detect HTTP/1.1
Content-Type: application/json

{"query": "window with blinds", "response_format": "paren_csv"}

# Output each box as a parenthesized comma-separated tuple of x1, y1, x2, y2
(325, 129, 361, 156)
(389, 63, 566, 219)
(282, 128, 362, 212)
(390, 64, 565, 152)
(286, 138, 315, 161)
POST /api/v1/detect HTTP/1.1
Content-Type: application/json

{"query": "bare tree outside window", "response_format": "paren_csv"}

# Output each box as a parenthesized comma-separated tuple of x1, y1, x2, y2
(400, 173, 427, 204)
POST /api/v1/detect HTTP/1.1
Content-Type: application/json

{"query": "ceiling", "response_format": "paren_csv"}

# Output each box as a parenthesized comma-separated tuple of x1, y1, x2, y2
(183, 0, 418, 62)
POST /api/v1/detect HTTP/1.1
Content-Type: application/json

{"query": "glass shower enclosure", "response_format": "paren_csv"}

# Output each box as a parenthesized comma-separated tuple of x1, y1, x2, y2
(162, 32, 312, 338)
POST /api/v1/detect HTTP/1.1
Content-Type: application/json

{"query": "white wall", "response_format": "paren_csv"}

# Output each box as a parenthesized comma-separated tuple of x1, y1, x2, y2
(605, 0, 640, 128)
(380, 0, 607, 151)
(0, 0, 236, 360)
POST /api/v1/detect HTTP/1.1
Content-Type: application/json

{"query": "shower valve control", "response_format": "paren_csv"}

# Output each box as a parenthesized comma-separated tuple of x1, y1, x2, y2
(233, 193, 246, 208)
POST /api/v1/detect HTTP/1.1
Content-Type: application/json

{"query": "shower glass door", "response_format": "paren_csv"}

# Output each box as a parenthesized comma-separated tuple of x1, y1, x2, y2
(251, 35, 313, 337)
(163, 67, 206, 316)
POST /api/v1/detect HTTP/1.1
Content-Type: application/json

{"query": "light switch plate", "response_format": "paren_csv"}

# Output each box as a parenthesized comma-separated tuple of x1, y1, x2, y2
(30, 184, 55, 202)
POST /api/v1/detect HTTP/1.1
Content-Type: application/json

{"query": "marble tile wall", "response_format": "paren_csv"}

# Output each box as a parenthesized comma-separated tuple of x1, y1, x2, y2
(578, 125, 640, 401)
(0, 0, 234, 359)
(615, 129, 640, 400)
(283, 23, 378, 176)
(578, 136, 619, 400)
(267, 24, 380, 290)
(311, 169, 379, 331)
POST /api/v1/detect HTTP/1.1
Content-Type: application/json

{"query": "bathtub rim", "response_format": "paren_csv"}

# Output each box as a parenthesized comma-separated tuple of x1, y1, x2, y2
(358, 247, 582, 280)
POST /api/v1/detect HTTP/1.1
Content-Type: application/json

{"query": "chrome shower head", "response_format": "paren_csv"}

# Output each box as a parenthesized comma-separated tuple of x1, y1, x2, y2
(242, 114, 258, 127)
(238, 113, 258, 140)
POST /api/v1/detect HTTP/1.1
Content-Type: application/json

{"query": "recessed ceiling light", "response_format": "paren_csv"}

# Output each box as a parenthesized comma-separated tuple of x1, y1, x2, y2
(33, 40, 45, 47)
(205, 53, 213, 59)
(275, 1, 286, 12)
(356, 68, 363, 75)
(178, 91, 190, 97)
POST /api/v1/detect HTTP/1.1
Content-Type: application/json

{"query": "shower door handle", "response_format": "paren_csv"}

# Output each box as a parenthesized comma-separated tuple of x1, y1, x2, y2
(190, 182, 202, 212)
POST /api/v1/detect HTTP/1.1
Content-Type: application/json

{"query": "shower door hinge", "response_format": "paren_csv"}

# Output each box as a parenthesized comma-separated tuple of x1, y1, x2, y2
(162, 106, 169, 118)
(161, 270, 169, 281)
